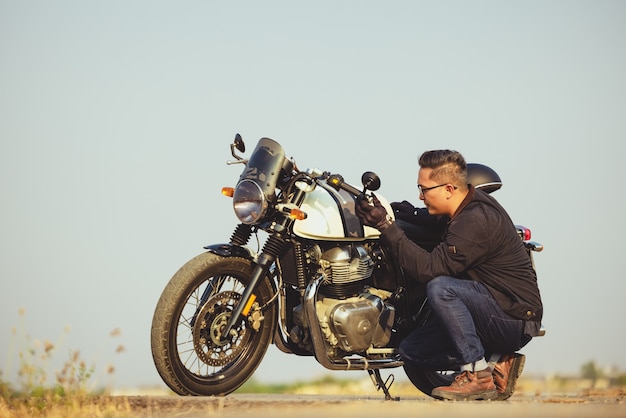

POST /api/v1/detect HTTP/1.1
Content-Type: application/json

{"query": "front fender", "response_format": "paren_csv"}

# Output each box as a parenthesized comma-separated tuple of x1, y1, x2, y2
(203, 243, 279, 315)
(203, 243, 256, 260)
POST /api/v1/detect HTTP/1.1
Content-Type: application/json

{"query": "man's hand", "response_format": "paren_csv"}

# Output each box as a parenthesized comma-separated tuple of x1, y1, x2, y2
(355, 193, 392, 231)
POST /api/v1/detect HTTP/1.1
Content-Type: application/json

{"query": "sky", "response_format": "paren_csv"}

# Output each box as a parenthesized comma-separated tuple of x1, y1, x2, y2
(1, 1, 625, 390)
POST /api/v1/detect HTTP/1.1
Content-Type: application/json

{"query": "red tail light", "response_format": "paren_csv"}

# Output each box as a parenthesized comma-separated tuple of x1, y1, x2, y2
(516, 225, 531, 241)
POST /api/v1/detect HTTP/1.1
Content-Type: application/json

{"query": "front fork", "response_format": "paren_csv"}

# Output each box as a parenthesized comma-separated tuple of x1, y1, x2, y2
(193, 224, 256, 328)
(221, 234, 285, 337)
(220, 186, 306, 338)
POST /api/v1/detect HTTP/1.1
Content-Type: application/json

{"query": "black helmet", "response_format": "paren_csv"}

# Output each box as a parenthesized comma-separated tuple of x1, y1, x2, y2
(467, 163, 502, 194)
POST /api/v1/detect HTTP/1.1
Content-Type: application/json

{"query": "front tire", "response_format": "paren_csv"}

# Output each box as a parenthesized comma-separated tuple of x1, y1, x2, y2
(151, 252, 277, 395)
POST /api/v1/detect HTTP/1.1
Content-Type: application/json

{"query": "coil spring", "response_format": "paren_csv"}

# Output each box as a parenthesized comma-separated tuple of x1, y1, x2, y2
(293, 242, 307, 290)
(229, 224, 252, 246)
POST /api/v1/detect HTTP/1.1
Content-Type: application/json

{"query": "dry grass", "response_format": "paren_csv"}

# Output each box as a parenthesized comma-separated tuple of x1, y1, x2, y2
(1, 309, 126, 418)
(0, 395, 135, 418)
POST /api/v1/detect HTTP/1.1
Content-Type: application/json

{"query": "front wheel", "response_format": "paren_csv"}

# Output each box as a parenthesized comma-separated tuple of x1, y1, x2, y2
(151, 252, 277, 395)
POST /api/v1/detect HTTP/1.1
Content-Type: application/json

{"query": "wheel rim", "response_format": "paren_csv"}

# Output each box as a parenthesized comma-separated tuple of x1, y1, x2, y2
(191, 290, 251, 367)
(174, 275, 256, 380)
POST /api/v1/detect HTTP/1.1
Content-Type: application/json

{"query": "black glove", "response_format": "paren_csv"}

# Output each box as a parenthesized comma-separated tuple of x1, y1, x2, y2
(390, 200, 418, 222)
(355, 193, 392, 231)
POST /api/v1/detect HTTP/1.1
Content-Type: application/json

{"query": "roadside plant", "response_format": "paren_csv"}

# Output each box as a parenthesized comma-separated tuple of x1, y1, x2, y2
(1, 309, 124, 401)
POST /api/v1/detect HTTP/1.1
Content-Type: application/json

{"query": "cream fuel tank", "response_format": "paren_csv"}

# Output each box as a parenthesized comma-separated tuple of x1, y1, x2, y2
(292, 176, 394, 241)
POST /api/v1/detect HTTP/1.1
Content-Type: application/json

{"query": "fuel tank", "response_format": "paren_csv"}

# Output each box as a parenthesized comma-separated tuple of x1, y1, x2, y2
(292, 182, 394, 241)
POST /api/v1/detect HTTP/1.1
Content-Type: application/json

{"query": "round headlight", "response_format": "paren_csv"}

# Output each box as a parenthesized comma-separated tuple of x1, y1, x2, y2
(232, 179, 268, 224)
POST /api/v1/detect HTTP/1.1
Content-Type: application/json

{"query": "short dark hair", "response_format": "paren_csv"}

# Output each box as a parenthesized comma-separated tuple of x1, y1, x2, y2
(418, 150, 467, 188)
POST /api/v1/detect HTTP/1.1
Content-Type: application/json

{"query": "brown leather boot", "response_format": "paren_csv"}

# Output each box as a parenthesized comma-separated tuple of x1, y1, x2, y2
(493, 353, 525, 400)
(431, 368, 497, 401)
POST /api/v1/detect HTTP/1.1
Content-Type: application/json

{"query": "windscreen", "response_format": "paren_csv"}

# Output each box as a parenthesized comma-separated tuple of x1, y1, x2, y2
(238, 137, 286, 199)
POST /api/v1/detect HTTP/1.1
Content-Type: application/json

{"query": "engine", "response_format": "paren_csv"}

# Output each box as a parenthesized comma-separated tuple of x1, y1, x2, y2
(290, 244, 395, 354)
(316, 289, 395, 353)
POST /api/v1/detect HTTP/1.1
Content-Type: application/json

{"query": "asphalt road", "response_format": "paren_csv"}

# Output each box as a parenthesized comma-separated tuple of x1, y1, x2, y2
(120, 393, 625, 418)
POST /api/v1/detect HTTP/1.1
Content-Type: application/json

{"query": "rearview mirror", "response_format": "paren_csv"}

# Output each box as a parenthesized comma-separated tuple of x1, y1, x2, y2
(361, 172, 381, 191)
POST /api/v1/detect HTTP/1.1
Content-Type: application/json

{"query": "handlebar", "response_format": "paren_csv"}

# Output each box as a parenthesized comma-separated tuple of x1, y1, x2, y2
(326, 171, 381, 197)
(326, 174, 363, 197)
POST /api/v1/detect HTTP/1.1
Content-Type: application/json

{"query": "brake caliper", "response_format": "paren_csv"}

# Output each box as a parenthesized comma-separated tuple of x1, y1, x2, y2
(248, 302, 264, 332)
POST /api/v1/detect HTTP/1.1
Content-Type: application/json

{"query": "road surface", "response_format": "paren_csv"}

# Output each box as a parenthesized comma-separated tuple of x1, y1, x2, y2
(116, 393, 625, 418)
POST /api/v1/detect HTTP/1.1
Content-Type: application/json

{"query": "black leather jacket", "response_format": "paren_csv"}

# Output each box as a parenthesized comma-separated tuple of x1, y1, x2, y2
(382, 186, 543, 330)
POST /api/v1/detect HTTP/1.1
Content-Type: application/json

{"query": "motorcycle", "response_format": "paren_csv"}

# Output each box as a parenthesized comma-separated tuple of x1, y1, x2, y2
(150, 134, 544, 400)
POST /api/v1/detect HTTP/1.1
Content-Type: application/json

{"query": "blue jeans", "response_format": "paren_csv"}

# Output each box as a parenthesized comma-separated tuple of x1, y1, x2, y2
(399, 276, 531, 370)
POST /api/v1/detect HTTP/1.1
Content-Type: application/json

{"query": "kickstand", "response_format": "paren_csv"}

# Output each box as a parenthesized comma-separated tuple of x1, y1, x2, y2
(367, 369, 399, 401)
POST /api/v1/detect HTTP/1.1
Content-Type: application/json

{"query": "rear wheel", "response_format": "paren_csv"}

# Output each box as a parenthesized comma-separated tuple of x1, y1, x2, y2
(151, 252, 276, 395)
(404, 366, 458, 398)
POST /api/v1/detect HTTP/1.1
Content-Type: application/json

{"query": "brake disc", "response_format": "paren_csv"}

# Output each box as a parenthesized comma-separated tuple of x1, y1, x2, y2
(192, 291, 251, 366)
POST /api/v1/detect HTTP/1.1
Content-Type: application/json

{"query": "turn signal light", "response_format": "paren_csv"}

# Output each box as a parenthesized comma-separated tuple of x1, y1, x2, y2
(289, 208, 307, 220)
(221, 187, 234, 197)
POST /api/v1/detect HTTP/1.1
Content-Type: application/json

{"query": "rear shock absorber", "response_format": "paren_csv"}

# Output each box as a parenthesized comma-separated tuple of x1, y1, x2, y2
(293, 242, 307, 292)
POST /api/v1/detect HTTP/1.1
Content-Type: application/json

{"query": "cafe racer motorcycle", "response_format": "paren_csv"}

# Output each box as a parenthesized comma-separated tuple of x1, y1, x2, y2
(150, 135, 544, 400)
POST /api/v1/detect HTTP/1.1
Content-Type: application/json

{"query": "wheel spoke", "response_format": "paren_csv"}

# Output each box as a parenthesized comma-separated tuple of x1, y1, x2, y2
(174, 275, 253, 378)
(151, 254, 276, 395)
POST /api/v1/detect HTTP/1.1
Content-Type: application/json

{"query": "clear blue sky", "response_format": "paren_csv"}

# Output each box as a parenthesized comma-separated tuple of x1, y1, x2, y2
(1, 1, 625, 389)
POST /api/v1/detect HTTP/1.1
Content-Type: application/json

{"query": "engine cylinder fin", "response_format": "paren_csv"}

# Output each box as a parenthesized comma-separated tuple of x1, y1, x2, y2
(320, 282, 365, 299)
(320, 244, 374, 298)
